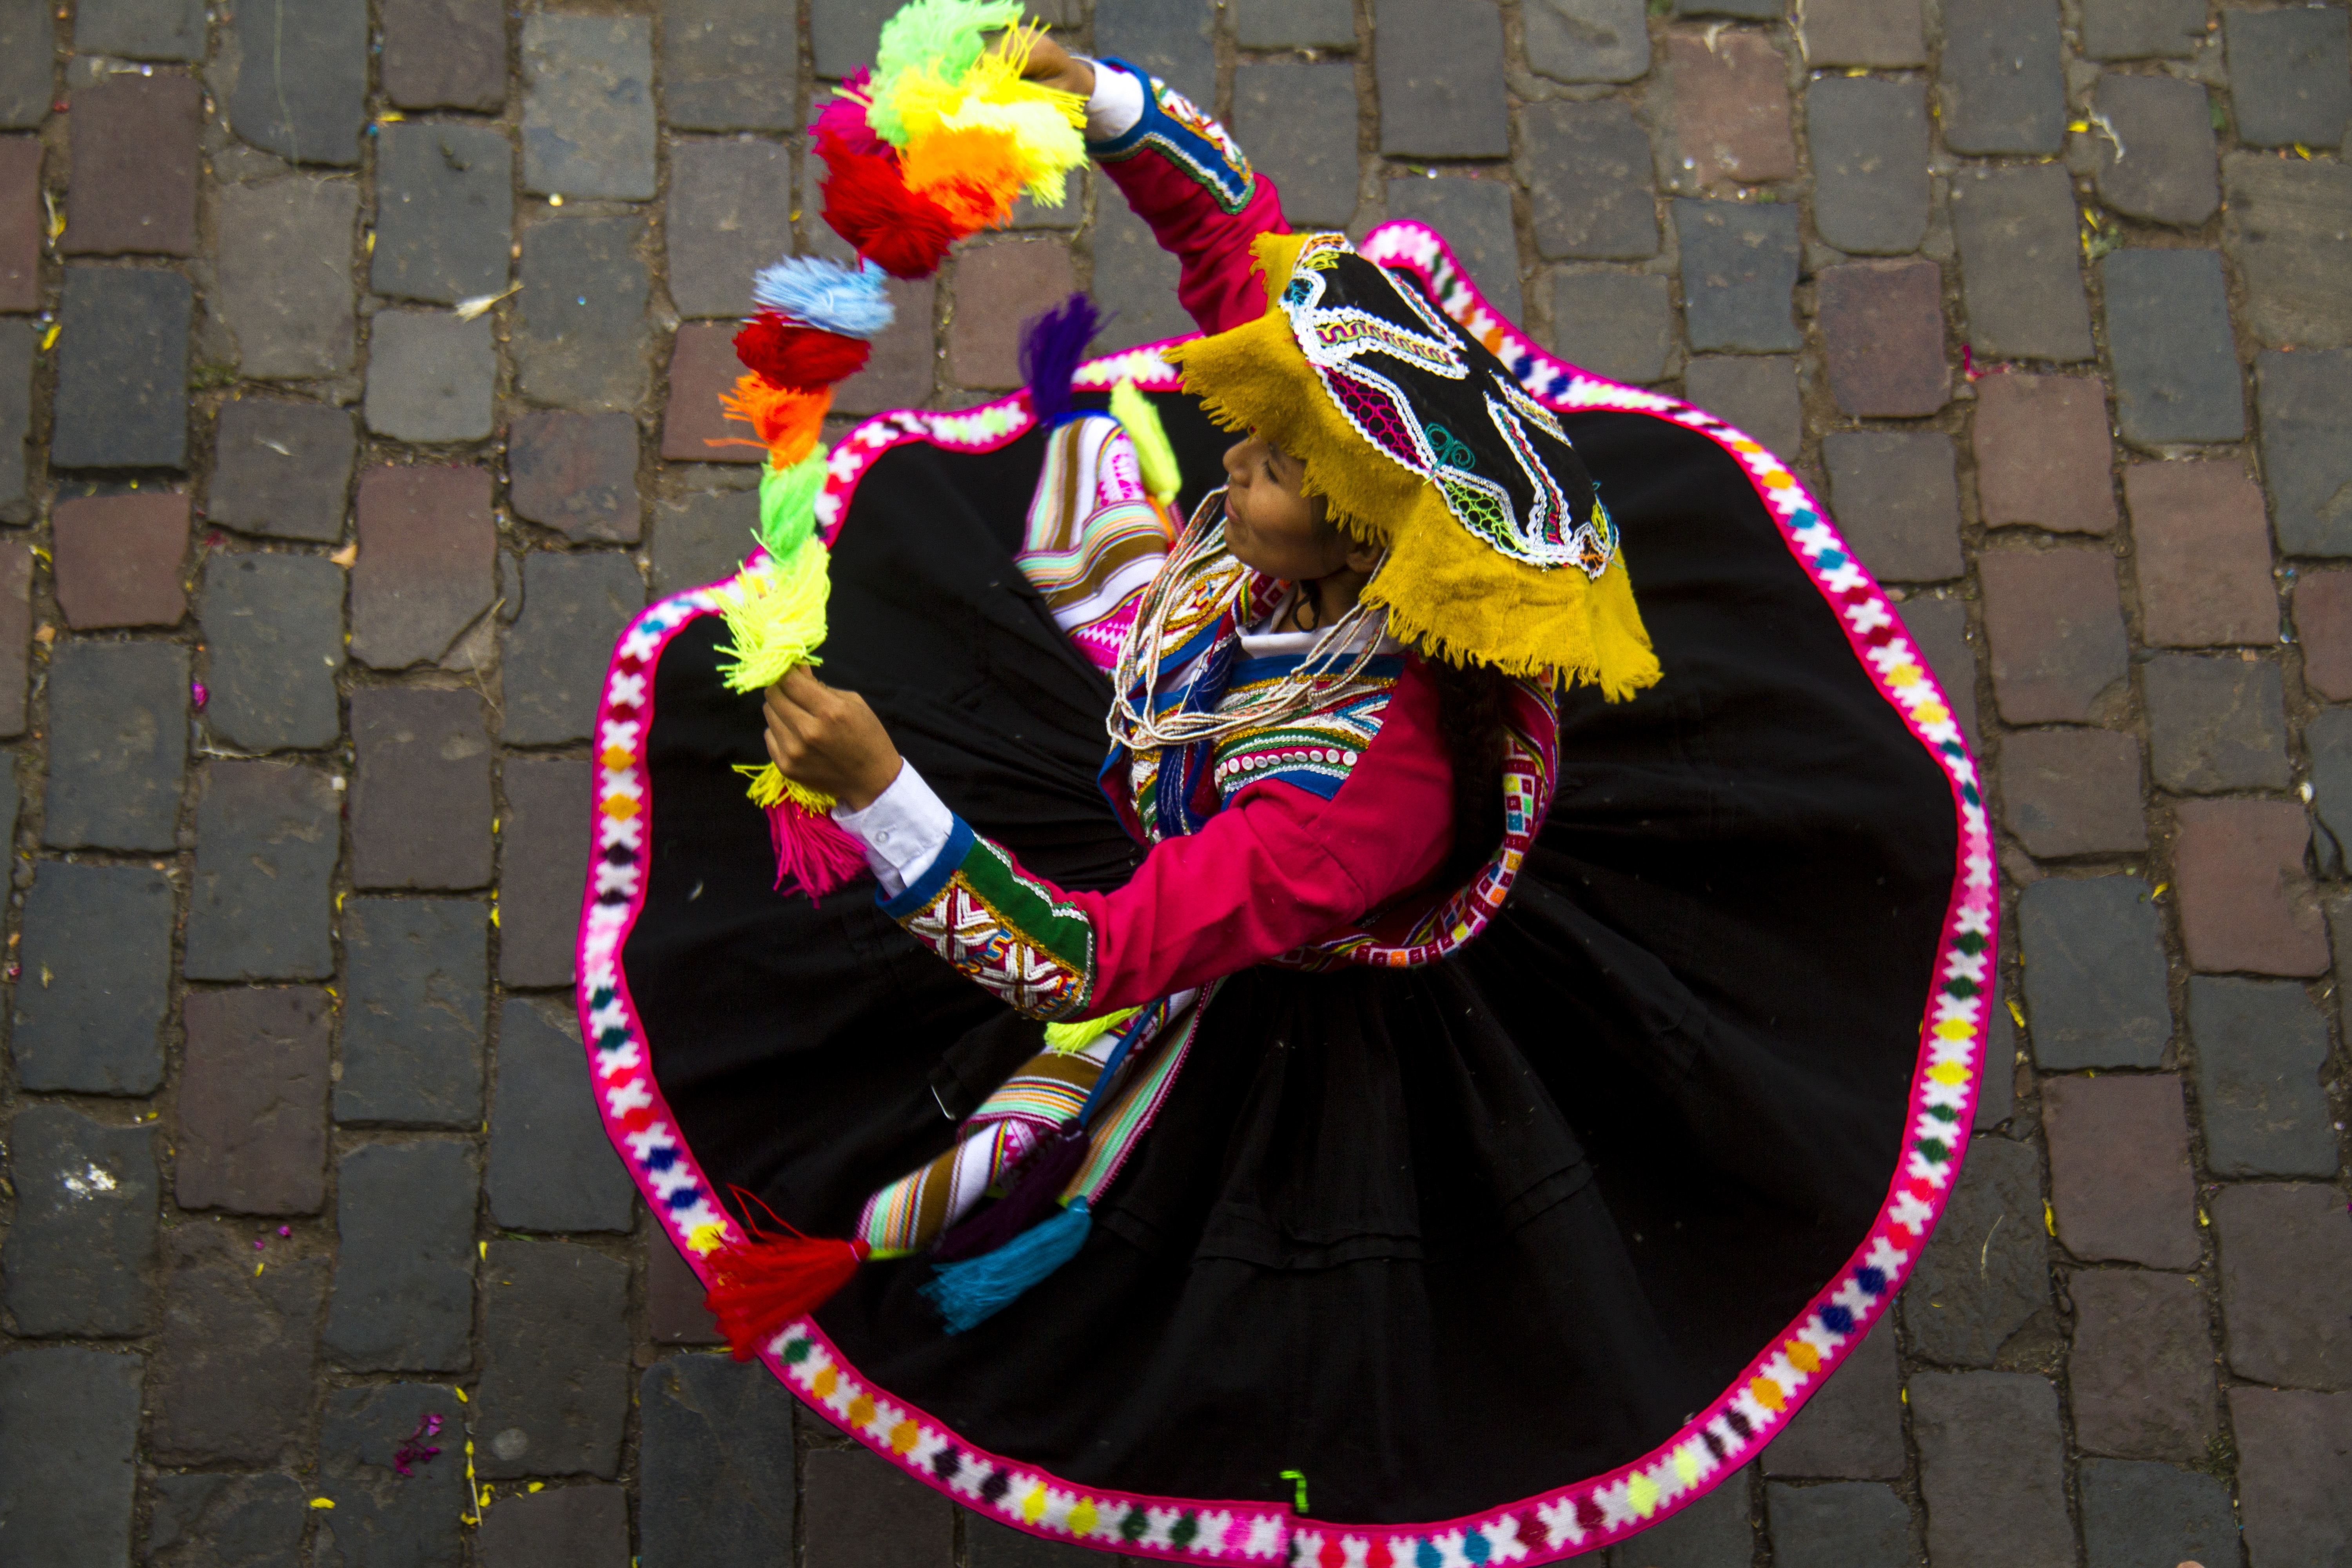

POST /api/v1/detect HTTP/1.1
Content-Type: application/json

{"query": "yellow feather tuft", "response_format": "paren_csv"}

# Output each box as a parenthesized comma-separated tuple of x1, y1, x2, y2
(1042, 1007, 1143, 1056)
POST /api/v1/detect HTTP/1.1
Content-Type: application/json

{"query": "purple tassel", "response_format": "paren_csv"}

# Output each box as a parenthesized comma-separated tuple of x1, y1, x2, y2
(1018, 293, 1101, 428)
(930, 1120, 1089, 1261)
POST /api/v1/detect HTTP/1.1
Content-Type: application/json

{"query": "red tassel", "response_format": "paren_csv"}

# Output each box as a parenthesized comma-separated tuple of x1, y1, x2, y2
(735, 313, 871, 390)
(817, 127, 960, 280)
(768, 800, 869, 901)
(704, 1224, 869, 1361)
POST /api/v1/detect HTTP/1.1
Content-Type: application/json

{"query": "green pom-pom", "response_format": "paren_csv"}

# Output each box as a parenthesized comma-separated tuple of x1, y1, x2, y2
(757, 450, 829, 559)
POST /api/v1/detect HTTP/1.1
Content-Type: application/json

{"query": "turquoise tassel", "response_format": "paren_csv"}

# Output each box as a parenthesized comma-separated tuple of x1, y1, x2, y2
(920, 1200, 1091, 1334)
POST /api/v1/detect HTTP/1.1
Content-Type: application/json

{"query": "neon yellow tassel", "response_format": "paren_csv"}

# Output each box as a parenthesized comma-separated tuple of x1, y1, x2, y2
(711, 538, 831, 694)
(759, 449, 828, 559)
(734, 763, 838, 814)
(1109, 378, 1180, 505)
(1041, 1007, 1142, 1056)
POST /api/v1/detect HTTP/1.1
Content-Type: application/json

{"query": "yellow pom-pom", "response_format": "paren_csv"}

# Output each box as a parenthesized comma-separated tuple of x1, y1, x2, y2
(711, 538, 831, 694)
(734, 763, 838, 814)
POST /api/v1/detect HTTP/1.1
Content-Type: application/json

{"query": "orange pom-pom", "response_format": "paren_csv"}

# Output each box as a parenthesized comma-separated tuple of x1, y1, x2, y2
(735, 314, 871, 390)
(712, 374, 829, 466)
(900, 124, 1028, 233)
(818, 127, 959, 280)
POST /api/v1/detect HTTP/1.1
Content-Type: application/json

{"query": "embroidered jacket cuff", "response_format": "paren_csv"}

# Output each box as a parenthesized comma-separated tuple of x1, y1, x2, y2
(1081, 56, 1147, 142)
(833, 762, 956, 898)
(877, 816, 975, 920)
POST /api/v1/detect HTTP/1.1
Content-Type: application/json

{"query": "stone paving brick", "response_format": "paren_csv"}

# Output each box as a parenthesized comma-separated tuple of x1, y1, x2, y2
(350, 687, 494, 890)
(1674, 200, 1801, 352)
(1523, 0, 1650, 82)
(351, 464, 497, 670)
(1909, 1372, 2071, 1568)
(75, 0, 203, 60)
(1671, 0, 1779, 17)
(44, 640, 187, 851)
(207, 400, 357, 543)
(0, 541, 23, 740)
(2304, 568, 2352, 699)
(1976, 1006, 2019, 1129)
(146, 1473, 308, 1568)
(1375, 0, 1510, 158)
(2258, 347, 2352, 555)
(832, 275, 938, 414)
(666, 0, 799, 130)
(176, 987, 330, 1214)
(1523, 99, 1659, 261)
(11, 861, 171, 1094)
(183, 761, 340, 981)
(227, 0, 368, 168)
(1385, 177, 1521, 321)
(969, 1514, 1108, 1566)
(383, 0, 507, 113)
(1998, 729, 2146, 858)
(487, 1002, 634, 1233)
(2041, 1074, 2198, 1267)
(1760, 1316, 1902, 1478)
(2080, 0, 2205, 60)
(2224, 157, 2352, 351)
(339, 897, 487, 1127)
(1684, 355, 1802, 459)
(2224, 5, 2352, 149)
(1236, 0, 1358, 48)
(1091, 199, 1191, 353)
(1978, 547, 2129, 724)
(2214, 1181, 2352, 1387)
(1937, 0, 2066, 154)
(0, 2, 46, 130)
(502, 551, 644, 745)
(365, 310, 495, 443)
(652, 486, 760, 593)
(664, 321, 767, 461)
(2078, 1459, 2236, 1568)
(1818, 261, 1947, 418)
(0, 321, 29, 522)
(2227, 1388, 2352, 1568)
(500, 756, 591, 988)
(1799, 0, 1925, 65)
(2103, 249, 2246, 447)
(1762, 1481, 1909, 1568)
(516, 214, 654, 413)
(2143, 654, 2290, 793)
(51, 265, 189, 468)
(0, 1349, 144, 1568)
(372, 123, 514, 306)
(2018, 875, 2169, 1068)
(1607, 1466, 1754, 1561)
(639, 1355, 799, 1563)
(1668, 30, 1795, 191)
(62, 74, 198, 256)
(1551, 270, 1676, 385)
(949, 238, 1077, 390)
(213, 178, 359, 380)
(668, 141, 794, 320)
(2128, 461, 2277, 649)
(2089, 75, 2218, 227)
(1949, 167, 2093, 362)
(2311, 708, 2352, 869)
(1822, 432, 1960, 582)
(323, 1140, 478, 1370)
(52, 490, 189, 628)
(0, 136, 33, 312)
(314, 1383, 470, 1563)
(1807, 78, 1929, 256)
(522, 14, 656, 200)
(476, 1485, 631, 1568)
(1903, 1134, 2048, 1365)
(647, 1227, 724, 1345)
(2, 1104, 157, 1336)
(1233, 62, 1361, 230)
(2067, 1269, 2217, 1461)
(811, 0, 898, 80)
(145, 1225, 323, 1467)
(509, 411, 640, 545)
(2172, 799, 2328, 976)
(199, 554, 344, 751)
(804, 1445, 958, 1568)
(1099, 0, 1220, 103)
(2188, 976, 2337, 1178)
(477, 1240, 631, 1479)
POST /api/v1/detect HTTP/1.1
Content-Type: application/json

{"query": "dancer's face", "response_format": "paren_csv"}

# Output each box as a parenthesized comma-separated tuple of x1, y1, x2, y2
(1220, 436, 1356, 582)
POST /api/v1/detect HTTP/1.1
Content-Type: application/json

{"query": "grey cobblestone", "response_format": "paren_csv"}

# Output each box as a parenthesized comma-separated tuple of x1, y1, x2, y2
(314, 1383, 471, 1565)
(12, 860, 173, 1095)
(1949, 166, 2093, 361)
(486, 1001, 636, 1233)
(665, 0, 801, 131)
(639, 1355, 800, 1565)
(2224, 156, 2352, 351)
(521, 14, 657, 200)
(51, 266, 190, 469)
(1523, 0, 1650, 83)
(207, 400, 358, 543)
(1808, 77, 1931, 257)
(322, 1140, 478, 1372)
(515, 214, 655, 413)
(1909, 1372, 2074, 1568)
(1523, 99, 1658, 261)
(182, 760, 341, 982)
(2078, 1459, 2238, 1568)
(476, 1239, 632, 1479)
(2, 1105, 158, 1338)
(2102, 249, 2246, 447)
(2256, 346, 2352, 555)
(667, 140, 797, 320)
(0, 1348, 145, 1568)
(74, 0, 204, 60)
(2187, 976, 2338, 1178)
(1902, 1135, 2050, 1366)
(146, 1225, 324, 1467)
(198, 554, 345, 751)
(212, 178, 360, 381)
(44, 640, 187, 851)
(2017, 876, 2170, 1069)
(371, 122, 516, 306)
(1675, 200, 1801, 352)
(2223, 5, 2351, 150)
(338, 897, 489, 1128)
(1375, 0, 1509, 158)
(1234, 63, 1362, 231)
(1937, 0, 2068, 154)
(147, 1472, 310, 1568)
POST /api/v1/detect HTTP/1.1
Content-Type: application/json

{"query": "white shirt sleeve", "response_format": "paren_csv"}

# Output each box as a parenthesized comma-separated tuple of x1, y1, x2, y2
(831, 761, 957, 898)
(1081, 56, 1147, 142)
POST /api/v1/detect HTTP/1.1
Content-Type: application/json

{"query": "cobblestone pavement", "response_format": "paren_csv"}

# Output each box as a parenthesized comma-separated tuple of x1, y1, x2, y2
(0, 0, 2347, 1563)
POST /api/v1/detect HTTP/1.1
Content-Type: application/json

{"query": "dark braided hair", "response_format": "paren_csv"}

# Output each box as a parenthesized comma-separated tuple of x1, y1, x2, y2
(1423, 657, 1520, 885)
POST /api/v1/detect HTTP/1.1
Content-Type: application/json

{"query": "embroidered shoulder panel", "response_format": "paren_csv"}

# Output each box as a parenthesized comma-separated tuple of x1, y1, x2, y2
(1208, 659, 1403, 804)
(886, 823, 1097, 1021)
(1090, 60, 1255, 213)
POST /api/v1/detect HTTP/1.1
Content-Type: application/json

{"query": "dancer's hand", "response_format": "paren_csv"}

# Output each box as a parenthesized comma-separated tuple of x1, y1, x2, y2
(764, 668, 904, 812)
(1001, 27, 1093, 97)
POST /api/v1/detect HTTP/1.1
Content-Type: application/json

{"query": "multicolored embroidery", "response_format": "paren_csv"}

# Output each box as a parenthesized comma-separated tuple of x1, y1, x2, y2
(1091, 62, 1255, 212)
(1207, 662, 1401, 803)
(885, 826, 1098, 1021)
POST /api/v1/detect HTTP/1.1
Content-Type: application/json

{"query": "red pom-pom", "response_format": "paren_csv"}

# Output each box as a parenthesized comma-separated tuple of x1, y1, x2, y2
(734, 314, 871, 390)
(704, 1225, 868, 1359)
(817, 126, 960, 280)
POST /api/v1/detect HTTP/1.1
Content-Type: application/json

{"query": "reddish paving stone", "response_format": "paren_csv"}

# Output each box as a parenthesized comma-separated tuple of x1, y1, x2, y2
(499, 756, 591, 988)
(382, 0, 507, 112)
(1971, 373, 2117, 534)
(62, 74, 198, 256)
(1799, 0, 1927, 65)
(647, 1227, 724, 1346)
(350, 465, 498, 670)
(2299, 569, 2352, 700)
(2041, 1076, 2197, 1267)
(2230, 1388, 2352, 1567)
(2214, 1182, 2352, 1389)
(2172, 798, 2329, 976)
(0, 136, 37, 312)
(1978, 547, 2131, 724)
(2127, 461, 2278, 648)
(948, 240, 1077, 391)
(508, 411, 641, 545)
(176, 987, 332, 1216)
(831, 275, 936, 416)
(662, 323, 764, 465)
(349, 686, 495, 891)
(0, 537, 27, 737)
(51, 491, 189, 629)
(1818, 259, 1949, 417)
(1667, 30, 1797, 189)
(2067, 1269, 2217, 1463)
(1998, 728, 2147, 857)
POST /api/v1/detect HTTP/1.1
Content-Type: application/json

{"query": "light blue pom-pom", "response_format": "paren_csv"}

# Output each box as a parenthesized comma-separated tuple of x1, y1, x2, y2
(751, 256, 895, 340)
(920, 1200, 1091, 1334)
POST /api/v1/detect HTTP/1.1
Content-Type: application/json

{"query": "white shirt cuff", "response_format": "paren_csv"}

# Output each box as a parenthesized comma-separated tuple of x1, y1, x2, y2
(831, 761, 956, 898)
(1082, 56, 1147, 142)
